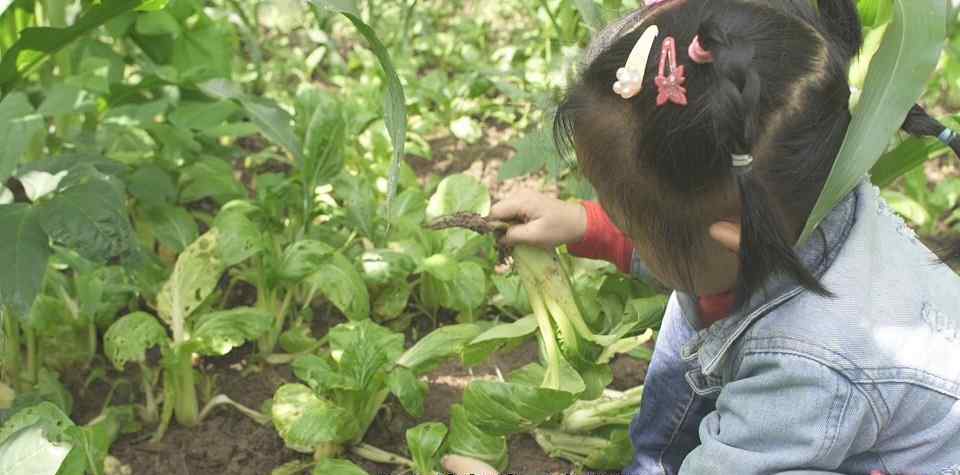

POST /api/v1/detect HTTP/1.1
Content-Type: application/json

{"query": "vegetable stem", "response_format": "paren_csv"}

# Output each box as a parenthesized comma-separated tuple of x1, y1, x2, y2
(351, 443, 415, 468)
(24, 326, 36, 385)
(1, 311, 19, 388)
(172, 347, 200, 427)
(139, 362, 159, 424)
(198, 394, 271, 425)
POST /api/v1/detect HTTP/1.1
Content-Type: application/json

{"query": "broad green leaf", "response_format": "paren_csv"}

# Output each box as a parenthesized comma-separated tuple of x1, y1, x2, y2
(135, 10, 181, 37)
(0, 0, 154, 92)
(312, 459, 369, 475)
(309, 0, 406, 215)
(36, 176, 133, 262)
(372, 280, 411, 320)
(421, 254, 458, 282)
(0, 92, 44, 182)
(169, 101, 239, 131)
(271, 384, 357, 453)
(443, 261, 487, 313)
(0, 205, 51, 316)
(328, 320, 404, 364)
(426, 174, 491, 220)
(302, 93, 346, 187)
(8, 370, 74, 416)
(127, 165, 177, 207)
(801, 0, 945, 241)
(188, 307, 273, 356)
(511, 359, 586, 396)
(499, 132, 549, 181)
(0, 426, 72, 475)
(156, 229, 227, 340)
(292, 354, 355, 392)
(38, 84, 95, 117)
(304, 252, 369, 321)
(469, 316, 538, 345)
(386, 188, 427, 231)
(387, 367, 426, 418)
(278, 240, 335, 280)
(583, 429, 634, 470)
(198, 80, 303, 162)
(169, 20, 236, 83)
(144, 206, 198, 253)
(396, 323, 489, 375)
(462, 381, 577, 436)
(179, 158, 246, 204)
(103, 312, 169, 370)
(211, 211, 262, 266)
(447, 404, 508, 472)
(62, 406, 135, 475)
(406, 422, 447, 475)
(278, 325, 319, 354)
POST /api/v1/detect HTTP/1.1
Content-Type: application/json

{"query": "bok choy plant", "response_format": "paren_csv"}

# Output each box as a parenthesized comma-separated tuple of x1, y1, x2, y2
(104, 213, 272, 441)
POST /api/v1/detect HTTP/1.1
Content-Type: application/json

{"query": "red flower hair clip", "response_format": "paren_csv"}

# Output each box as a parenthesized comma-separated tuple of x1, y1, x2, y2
(655, 37, 687, 107)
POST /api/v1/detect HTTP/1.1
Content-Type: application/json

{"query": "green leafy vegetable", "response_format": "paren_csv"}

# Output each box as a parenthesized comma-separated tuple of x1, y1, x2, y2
(406, 422, 447, 475)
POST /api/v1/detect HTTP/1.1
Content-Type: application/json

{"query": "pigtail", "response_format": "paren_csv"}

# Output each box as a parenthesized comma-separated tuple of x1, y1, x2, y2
(701, 17, 832, 303)
(814, 0, 863, 61)
(901, 104, 960, 158)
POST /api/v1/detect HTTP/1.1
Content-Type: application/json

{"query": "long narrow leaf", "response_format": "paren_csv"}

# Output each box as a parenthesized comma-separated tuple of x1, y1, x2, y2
(0, 0, 168, 92)
(572, 0, 604, 30)
(308, 0, 406, 217)
(800, 0, 945, 241)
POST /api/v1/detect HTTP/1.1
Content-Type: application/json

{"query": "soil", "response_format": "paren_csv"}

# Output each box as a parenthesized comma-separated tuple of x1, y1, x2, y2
(69, 334, 646, 475)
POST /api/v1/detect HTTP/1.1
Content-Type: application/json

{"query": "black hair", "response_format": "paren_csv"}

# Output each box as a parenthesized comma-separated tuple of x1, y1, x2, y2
(556, 0, 960, 303)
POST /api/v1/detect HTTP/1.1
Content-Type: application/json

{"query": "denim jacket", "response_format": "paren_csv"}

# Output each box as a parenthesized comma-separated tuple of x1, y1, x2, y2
(628, 182, 960, 474)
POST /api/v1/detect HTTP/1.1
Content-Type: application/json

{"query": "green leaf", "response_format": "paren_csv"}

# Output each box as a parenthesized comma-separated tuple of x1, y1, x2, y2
(0, 425, 72, 475)
(103, 312, 170, 370)
(0, 205, 51, 316)
(801, 0, 945, 241)
(361, 250, 416, 287)
(278, 240, 335, 280)
(179, 158, 246, 204)
(442, 261, 487, 313)
(406, 422, 447, 475)
(156, 229, 227, 339)
(302, 94, 347, 187)
(447, 404, 508, 472)
(304, 252, 370, 321)
(0, 0, 152, 92)
(198, 80, 303, 162)
(144, 206, 198, 253)
(426, 174, 491, 220)
(311, 459, 369, 475)
(870, 137, 943, 188)
(584, 429, 634, 469)
(328, 320, 405, 364)
(292, 354, 355, 392)
(169, 101, 239, 132)
(0, 92, 44, 182)
(135, 10, 181, 37)
(188, 307, 273, 356)
(127, 165, 177, 207)
(387, 367, 426, 418)
(396, 323, 489, 375)
(462, 381, 577, 436)
(373, 280, 411, 320)
(308, 0, 406, 214)
(469, 316, 538, 345)
(211, 211, 262, 266)
(421, 254, 458, 282)
(572, 0, 604, 30)
(271, 384, 357, 453)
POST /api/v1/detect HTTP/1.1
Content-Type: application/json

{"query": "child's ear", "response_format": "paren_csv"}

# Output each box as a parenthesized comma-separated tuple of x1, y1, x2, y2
(709, 221, 741, 254)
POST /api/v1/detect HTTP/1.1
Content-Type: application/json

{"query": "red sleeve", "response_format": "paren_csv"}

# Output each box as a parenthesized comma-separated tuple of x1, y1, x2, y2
(567, 201, 635, 273)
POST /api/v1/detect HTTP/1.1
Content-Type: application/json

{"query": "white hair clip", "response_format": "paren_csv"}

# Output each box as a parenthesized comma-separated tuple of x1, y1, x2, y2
(732, 153, 754, 175)
(613, 25, 660, 100)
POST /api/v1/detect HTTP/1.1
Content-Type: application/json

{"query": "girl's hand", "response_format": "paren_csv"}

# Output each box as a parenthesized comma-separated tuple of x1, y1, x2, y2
(489, 190, 588, 248)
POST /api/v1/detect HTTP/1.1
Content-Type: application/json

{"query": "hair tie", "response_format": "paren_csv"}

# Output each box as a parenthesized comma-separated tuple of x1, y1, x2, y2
(938, 128, 957, 146)
(732, 153, 754, 175)
(688, 35, 714, 64)
(613, 25, 660, 100)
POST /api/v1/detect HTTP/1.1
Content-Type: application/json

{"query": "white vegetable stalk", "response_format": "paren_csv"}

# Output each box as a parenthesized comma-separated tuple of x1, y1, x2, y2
(561, 385, 644, 433)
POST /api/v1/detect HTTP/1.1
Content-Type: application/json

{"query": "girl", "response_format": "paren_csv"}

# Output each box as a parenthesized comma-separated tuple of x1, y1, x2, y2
(491, 0, 960, 473)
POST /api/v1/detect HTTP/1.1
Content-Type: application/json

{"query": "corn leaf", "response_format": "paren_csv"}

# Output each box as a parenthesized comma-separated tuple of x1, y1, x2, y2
(308, 0, 406, 217)
(801, 0, 945, 241)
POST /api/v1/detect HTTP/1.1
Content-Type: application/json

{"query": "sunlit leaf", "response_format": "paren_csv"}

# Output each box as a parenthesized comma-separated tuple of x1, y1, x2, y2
(802, 0, 945, 241)
(462, 381, 576, 436)
(406, 422, 447, 475)
(447, 404, 508, 472)
(103, 312, 170, 370)
(188, 307, 273, 356)
(271, 384, 357, 453)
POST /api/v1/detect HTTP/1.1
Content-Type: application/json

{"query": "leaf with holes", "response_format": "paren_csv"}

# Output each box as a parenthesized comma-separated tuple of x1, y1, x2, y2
(156, 229, 226, 343)
(188, 307, 273, 356)
(103, 312, 169, 370)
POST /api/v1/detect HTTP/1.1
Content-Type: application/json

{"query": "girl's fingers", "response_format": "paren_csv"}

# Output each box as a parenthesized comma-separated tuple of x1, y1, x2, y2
(489, 198, 526, 221)
(502, 220, 549, 248)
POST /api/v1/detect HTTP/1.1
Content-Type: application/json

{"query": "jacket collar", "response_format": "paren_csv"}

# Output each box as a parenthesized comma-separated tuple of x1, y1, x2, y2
(680, 183, 861, 376)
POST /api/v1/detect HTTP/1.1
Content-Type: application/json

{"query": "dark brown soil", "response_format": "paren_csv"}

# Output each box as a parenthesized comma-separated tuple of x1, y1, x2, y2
(81, 335, 646, 475)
